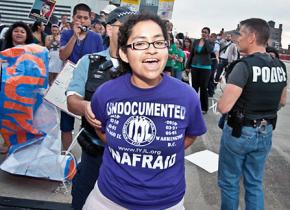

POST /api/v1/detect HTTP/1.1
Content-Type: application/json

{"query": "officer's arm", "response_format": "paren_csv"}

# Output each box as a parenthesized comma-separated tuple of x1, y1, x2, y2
(184, 136, 197, 149)
(66, 56, 88, 115)
(218, 62, 248, 113)
(67, 95, 88, 116)
(217, 84, 243, 114)
(280, 86, 288, 107)
(67, 96, 102, 129)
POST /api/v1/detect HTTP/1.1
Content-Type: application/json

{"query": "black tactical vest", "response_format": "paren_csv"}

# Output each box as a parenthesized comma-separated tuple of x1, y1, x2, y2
(232, 53, 287, 119)
(81, 54, 113, 137)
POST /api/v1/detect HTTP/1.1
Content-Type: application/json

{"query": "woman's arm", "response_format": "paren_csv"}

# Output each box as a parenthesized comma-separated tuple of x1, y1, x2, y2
(184, 136, 197, 149)
(203, 39, 213, 53)
(45, 35, 52, 49)
(95, 129, 106, 143)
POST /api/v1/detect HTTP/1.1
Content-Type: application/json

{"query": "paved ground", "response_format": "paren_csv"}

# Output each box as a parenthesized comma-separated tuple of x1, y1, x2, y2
(0, 63, 289, 210)
(183, 62, 290, 210)
(184, 97, 290, 210)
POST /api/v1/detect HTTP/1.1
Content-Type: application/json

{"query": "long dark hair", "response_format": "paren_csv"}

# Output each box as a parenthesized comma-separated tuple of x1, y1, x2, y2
(31, 20, 43, 32)
(183, 37, 192, 51)
(3, 21, 34, 50)
(115, 12, 168, 77)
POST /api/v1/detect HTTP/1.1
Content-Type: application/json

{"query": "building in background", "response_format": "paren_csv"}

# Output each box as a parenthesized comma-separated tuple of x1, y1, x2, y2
(0, 0, 175, 26)
(139, 0, 159, 14)
(121, 0, 175, 20)
(268, 20, 282, 49)
(0, 0, 114, 26)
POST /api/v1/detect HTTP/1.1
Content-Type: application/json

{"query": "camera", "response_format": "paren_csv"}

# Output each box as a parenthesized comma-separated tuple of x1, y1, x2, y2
(79, 26, 89, 32)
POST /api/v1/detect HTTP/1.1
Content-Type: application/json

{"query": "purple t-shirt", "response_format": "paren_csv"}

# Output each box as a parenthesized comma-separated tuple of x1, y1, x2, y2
(91, 73, 207, 210)
(60, 29, 103, 63)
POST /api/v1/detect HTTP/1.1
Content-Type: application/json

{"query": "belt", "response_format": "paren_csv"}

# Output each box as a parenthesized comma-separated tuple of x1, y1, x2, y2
(243, 118, 274, 128)
(227, 117, 274, 128)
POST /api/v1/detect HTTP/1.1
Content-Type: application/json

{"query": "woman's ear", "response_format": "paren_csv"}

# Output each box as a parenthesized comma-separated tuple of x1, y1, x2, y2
(119, 48, 129, 63)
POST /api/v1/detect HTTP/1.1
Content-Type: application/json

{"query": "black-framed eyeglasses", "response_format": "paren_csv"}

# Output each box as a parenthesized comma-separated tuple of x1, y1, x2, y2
(201, 30, 208, 34)
(126, 40, 168, 50)
(110, 24, 121, 28)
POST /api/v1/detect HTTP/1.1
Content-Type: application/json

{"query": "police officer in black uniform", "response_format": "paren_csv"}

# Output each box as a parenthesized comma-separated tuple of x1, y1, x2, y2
(66, 7, 135, 210)
(217, 18, 287, 210)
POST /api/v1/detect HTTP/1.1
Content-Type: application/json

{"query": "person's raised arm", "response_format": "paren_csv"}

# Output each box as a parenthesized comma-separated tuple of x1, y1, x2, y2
(59, 22, 81, 61)
(59, 33, 77, 60)
(45, 35, 52, 49)
(204, 39, 213, 53)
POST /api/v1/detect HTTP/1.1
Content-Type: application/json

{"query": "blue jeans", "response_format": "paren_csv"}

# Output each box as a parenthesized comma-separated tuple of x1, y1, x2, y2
(218, 123, 272, 210)
(71, 150, 103, 210)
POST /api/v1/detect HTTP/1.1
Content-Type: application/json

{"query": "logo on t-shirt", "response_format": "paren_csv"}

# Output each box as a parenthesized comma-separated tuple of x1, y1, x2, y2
(122, 116, 156, 146)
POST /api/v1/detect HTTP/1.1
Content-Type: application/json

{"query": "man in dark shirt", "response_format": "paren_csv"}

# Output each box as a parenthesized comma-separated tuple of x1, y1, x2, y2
(217, 18, 287, 210)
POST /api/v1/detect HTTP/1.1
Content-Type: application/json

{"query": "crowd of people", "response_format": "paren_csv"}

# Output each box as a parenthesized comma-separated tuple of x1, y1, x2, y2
(0, 2, 288, 210)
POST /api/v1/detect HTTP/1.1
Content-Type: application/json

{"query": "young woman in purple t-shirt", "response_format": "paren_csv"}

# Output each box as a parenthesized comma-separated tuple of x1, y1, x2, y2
(84, 13, 207, 210)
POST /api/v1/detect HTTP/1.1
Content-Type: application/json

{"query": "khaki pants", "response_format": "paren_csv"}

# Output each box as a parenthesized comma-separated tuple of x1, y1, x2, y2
(83, 183, 185, 210)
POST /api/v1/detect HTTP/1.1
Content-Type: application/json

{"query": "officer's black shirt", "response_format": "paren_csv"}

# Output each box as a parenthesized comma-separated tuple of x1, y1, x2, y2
(227, 52, 287, 120)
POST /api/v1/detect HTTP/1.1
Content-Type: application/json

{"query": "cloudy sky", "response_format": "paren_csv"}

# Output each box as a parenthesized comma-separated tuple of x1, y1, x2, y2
(171, 0, 290, 48)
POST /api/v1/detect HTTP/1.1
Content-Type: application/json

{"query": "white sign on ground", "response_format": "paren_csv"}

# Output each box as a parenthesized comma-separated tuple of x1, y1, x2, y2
(185, 150, 219, 173)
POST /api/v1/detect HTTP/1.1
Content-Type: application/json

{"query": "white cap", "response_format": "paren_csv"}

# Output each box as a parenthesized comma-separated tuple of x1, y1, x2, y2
(101, 4, 117, 14)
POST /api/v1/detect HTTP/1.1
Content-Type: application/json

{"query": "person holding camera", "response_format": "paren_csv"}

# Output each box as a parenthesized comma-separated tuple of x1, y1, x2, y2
(66, 7, 135, 210)
(59, 3, 103, 151)
(217, 18, 287, 210)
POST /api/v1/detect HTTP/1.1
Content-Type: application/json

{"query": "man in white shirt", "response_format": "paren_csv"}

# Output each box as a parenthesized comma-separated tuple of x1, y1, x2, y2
(214, 33, 238, 82)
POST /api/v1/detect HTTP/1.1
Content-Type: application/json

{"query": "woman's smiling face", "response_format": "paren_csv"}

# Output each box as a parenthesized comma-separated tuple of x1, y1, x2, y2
(12, 26, 27, 45)
(119, 20, 168, 88)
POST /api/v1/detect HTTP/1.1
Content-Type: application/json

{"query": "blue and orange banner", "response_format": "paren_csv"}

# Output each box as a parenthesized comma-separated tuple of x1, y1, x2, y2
(0, 44, 49, 148)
